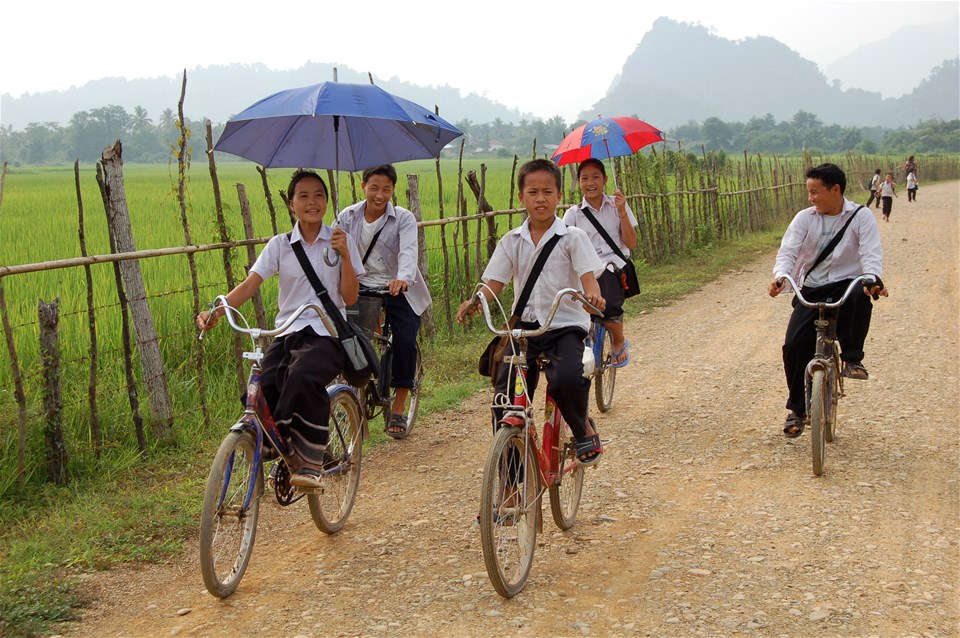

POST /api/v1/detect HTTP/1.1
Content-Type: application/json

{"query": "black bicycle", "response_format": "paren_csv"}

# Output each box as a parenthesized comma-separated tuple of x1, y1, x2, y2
(776, 274, 872, 476)
(346, 287, 424, 439)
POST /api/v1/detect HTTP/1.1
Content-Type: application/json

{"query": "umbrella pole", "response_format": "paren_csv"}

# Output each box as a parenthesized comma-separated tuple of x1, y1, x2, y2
(602, 138, 620, 192)
(323, 117, 343, 267)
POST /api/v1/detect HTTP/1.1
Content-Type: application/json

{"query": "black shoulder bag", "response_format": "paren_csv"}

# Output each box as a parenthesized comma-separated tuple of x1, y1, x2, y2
(580, 206, 640, 298)
(478, 234, 562, 379)
(289, 237, 379, 386)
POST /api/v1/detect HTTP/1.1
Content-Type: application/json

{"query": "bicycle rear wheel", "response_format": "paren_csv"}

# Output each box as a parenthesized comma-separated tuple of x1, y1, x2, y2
(308, 387, 363, 534)
(199, 429, 262, 598)
(810, 370, 827, 476)
(594, 327, 617, 413)
(548, 419, 584, 530)
(480, 425, 539, 599)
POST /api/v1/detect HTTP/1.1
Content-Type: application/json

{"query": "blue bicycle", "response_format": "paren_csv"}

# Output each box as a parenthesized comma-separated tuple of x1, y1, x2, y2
(585, 316, 617, 412)
(198, 297, 365, 598)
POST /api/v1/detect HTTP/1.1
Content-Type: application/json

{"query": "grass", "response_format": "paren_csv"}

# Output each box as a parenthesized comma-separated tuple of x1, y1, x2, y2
(0, 224, 786, 637)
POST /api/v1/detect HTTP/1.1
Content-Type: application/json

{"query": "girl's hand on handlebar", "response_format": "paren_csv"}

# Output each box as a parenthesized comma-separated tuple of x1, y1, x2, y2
(196, 309, 219, 331)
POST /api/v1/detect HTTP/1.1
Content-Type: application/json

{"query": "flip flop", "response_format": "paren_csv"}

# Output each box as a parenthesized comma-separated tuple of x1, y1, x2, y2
(610, 339, 630, 369)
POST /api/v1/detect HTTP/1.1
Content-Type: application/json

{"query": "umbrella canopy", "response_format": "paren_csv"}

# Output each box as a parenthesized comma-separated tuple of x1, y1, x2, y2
(214, 82, 463, 171)
(551, 116, 663, 167)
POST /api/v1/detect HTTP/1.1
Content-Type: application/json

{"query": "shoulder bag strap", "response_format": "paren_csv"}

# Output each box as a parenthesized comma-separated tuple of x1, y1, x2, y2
(510, 233, 562, 322)
(288, 236, 351, 335)
(361, 224, 386, 265)
(579, 206, 629, 263)
(807, 206, 863, 275)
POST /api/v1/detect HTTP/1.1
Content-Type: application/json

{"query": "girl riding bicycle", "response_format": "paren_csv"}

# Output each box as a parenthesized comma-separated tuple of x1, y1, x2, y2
(196, 170, 365, 489)
(457, 159, 607, 465)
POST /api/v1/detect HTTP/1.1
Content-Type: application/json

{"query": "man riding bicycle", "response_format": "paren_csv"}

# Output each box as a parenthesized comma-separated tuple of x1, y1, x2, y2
(768, 163, 888, 438)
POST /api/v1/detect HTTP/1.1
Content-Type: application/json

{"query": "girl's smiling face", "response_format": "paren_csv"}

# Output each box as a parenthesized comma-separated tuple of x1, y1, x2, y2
(289, 175, 328, 226)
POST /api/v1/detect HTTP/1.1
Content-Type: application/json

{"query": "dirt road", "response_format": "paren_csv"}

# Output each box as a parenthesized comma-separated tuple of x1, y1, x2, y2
(72, 182, 959, 638)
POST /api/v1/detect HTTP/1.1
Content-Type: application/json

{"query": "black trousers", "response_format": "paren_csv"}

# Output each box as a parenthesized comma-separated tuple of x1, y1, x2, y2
(382, 292, 421, 388)
(261, 327, 345, 466)
(493, 325, 591, 439)
(782, 279, 873, 415)
(882, 196, 893, 216)
(865, 190, 881, 208)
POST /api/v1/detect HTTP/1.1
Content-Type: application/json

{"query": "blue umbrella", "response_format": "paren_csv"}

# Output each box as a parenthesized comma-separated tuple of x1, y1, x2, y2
(214, 82, 463, 172)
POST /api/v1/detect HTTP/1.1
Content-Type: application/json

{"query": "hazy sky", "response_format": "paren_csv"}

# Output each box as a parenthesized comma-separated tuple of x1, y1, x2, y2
(3, 0, 957, 122)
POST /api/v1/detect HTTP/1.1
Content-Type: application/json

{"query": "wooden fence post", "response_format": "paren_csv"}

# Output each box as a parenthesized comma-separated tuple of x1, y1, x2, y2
(205, 121, 246, 396)
(405, 174, 436, 341)
(236, 183, 268, 329)
(39, 298, 68, 485)
(95, 163, 147, 452)
(175, 72, 210, 428)
(464, 169, 497, 259)
(101, 141, 175, 444)
(257, 166, 280, 235)
(75, 160, 101, 456)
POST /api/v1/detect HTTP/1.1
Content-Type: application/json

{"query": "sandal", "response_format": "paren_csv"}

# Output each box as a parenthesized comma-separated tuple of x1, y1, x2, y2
(386, 413, 410, 440)
(841, 362, 869, 380)
(610, 339, 630, 369)
(289, 467, 323, 489)
(782, 412, 806, 438)
(575, 433, 604, 466)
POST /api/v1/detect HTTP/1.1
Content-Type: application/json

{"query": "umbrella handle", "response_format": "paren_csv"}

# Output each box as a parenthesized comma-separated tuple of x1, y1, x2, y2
(323, 217, 341, 267)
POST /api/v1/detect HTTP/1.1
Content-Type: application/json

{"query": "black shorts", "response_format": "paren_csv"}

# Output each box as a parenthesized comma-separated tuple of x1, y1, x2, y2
(597, 269, 625, 320)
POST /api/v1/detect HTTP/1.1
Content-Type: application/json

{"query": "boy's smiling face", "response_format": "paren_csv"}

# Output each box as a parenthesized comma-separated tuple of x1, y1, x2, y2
(519, 169, 560, 230)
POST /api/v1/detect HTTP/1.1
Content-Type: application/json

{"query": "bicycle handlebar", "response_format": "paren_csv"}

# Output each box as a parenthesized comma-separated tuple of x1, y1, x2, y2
(208, 295, 338, 341)
(472, 287, 601, 339)
(776, 274, 871, 309)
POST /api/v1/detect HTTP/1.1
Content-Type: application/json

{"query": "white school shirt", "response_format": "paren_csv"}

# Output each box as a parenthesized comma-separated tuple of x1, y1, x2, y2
(250, 222, 366, 337)
(772, 199, 883, 290)
(482, 216, 604, 332)
(336, 201, 432, 316)
(562, 194, 638, 270)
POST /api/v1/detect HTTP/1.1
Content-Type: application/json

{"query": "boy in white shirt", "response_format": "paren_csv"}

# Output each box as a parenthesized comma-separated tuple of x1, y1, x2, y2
(338, 165, 432, 439)
(457, 159, 606, 464)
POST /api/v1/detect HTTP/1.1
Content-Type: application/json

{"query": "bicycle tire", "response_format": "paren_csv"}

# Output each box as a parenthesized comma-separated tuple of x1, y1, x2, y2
(480, 425, 539, 599)
(308, 387, 363, 534)
(810, 370, 827, 476)
(199, 429, 262, 598)
(403, 343, 424, 433)
(594, 327, 617, 413)
(826, 345, 841, 443)
(548, 419, 584, 530)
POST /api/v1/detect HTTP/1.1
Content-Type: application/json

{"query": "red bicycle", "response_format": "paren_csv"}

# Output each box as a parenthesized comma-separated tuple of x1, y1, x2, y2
(470, 287, 600, 598)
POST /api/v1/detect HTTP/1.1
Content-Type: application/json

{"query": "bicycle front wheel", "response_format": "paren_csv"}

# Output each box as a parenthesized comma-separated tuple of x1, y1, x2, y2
(810, 370, 827, 476)
(199, 429, 262, 598)
(480, 426, 539, 599)
(404, 343, 424, 433)
(548, 419, 584, 530)
(826, 346, 841, 443)
(594, 327, 617, 413)
(308, 387, 363, 534)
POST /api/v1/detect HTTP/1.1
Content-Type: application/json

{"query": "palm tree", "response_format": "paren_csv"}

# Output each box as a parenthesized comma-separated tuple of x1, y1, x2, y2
(132, 106, 153, 134)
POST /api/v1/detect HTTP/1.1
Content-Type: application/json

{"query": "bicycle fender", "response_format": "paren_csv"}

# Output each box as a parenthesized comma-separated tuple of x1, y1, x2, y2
(328, 384, 368, 442)
(805, 358, 830, 378)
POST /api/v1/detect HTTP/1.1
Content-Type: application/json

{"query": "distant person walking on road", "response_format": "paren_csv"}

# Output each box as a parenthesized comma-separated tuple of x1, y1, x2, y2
(906, 171, 918, 202)
(880, 172, 898, 222)
(865, 168, 883, 209)
(903, 155, 918, 180)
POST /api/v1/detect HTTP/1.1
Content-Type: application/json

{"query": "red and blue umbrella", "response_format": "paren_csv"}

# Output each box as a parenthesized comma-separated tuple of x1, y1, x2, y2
(552, 115, 663, 170)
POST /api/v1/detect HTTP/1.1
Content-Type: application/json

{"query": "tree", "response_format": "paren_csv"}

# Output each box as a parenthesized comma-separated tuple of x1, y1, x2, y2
(702, 117, 733, 150)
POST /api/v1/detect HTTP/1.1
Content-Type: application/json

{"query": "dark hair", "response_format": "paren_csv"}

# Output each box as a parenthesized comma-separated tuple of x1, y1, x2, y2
(874, 168, 882, 174)
(287, 169, 328, 200)
(805, 163, 846, 195)
(576, 158, 606, 179)
(361, 164, 398, 186)
(518, 158, 562, 191)
(907, 155, 915, 162)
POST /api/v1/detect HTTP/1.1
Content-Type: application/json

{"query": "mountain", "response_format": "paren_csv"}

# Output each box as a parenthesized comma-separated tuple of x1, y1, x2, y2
(2, 18, 957, 133)
(584, 18, 959, 130)
(0, 63, 531, 132)
(825, 21, 959, 98)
